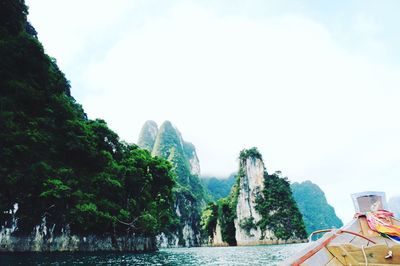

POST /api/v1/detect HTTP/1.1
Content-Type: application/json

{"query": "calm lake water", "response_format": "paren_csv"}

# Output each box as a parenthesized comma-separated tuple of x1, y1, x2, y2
(0, 244, 307, 265)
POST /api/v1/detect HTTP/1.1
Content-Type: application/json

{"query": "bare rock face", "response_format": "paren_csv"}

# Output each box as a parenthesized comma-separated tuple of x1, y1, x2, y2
(156, 232, 179, 248)
(211, 221, 227, 246)
(0, 205, 156, 252)
(183, 141, 201, 176)
(234, 157, 269, 245)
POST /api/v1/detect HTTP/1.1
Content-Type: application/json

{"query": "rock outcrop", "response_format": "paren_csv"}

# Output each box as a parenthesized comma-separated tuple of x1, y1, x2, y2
(205, 148, 307, 246)
(137, 120, 207, 247)
(0, 204, 155, 252)
(234, 156, 266, 245)
(211, 221, 227, 246)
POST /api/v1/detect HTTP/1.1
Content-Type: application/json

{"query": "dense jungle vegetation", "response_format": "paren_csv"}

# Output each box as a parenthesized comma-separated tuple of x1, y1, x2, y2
(0, 0, 176, 237)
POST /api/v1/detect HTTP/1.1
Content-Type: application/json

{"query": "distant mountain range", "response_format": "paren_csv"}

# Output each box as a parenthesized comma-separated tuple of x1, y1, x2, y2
(201, 174, 236, 200)
(291, 181, 343, 235)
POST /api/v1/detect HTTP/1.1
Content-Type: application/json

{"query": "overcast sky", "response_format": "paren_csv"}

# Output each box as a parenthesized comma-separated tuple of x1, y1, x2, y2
(26, 0, 400, 221)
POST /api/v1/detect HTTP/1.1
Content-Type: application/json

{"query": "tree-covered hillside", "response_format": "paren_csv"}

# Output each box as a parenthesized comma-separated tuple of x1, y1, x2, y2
(201, 174, 236, 200)
(291, 181, 343, 235)
(0, 0, 176, 237)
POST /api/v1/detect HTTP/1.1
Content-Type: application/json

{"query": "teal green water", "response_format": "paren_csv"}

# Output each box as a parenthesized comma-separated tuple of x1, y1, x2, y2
(0, 244, 306, 265)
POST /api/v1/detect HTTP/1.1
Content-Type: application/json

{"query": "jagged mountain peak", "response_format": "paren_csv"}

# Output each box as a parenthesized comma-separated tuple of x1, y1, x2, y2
(152, 121, 184, 158)
(138, 120, 201, 177)
(137, 120, 158, 151)
(136, 120, 205, 247)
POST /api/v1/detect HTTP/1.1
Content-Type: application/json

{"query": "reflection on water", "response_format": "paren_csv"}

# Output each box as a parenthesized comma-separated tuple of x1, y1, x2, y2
(0, 243, 306, 265)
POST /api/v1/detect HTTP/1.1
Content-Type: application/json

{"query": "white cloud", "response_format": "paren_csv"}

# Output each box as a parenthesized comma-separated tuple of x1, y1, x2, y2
(353, 13, 380, 36)
(26, 1, 400, 222)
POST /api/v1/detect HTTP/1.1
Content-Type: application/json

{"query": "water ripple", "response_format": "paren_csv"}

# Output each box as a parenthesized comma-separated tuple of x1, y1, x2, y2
(0, 244, 307, 265)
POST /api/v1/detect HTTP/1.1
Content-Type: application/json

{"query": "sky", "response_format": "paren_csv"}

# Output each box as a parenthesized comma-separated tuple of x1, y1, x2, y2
(26, 0, 400, 222)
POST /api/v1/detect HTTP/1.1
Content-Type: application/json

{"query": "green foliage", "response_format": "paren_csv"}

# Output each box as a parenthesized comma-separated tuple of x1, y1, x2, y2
(255, 172, 307, 240)
(217, 198, 237, 246)
(0, 0, 28, 36)
(239, 217, 256, 236)
(239, 147, 263, 161)
(0, 1, 176, 237)
(39, 178, 71, 199)
(201, 174, 236, 200)
(291, 181, 343, 235)
(200, 202, 218, 239)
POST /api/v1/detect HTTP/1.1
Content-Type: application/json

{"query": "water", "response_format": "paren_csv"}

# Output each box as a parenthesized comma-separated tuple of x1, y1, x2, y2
(0, 244, 306, 265)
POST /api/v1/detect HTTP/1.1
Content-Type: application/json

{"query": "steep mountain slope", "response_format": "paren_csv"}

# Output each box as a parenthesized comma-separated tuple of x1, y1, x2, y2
(137, 120, 209, 247)
(291, 181, 343, 235)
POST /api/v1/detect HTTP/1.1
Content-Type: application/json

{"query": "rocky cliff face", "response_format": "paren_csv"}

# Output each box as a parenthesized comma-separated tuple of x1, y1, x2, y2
(0, 204, 155, 252)
(211, 221, 227, 246)
(137, 121, 206, 247)
(183, 141, 201, 176)
(234, 157, 269, 245)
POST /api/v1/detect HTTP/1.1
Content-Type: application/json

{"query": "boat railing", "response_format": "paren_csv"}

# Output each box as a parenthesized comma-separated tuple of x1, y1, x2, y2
(308, 228, 376, 244)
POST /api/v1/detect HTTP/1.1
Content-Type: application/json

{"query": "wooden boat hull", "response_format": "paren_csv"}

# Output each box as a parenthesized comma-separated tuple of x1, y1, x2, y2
(283, 216, 400, 265)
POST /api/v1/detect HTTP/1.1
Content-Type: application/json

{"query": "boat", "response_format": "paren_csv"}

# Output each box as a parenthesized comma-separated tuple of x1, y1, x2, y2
(284, 191, 400, 265)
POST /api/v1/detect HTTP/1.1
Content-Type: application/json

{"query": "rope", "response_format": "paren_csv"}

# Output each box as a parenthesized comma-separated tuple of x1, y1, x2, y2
(308, 229, 376, 244)
(339, 229, 376, 244)
(361, 245, 368, 266)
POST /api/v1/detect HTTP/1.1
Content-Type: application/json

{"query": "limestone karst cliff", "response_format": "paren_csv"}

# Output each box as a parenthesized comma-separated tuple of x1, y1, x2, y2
(0, 210, 155, 252)
(137, 120, 208, 247)
(201, 148, 307, 246)
(234, 154, 266, 245)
